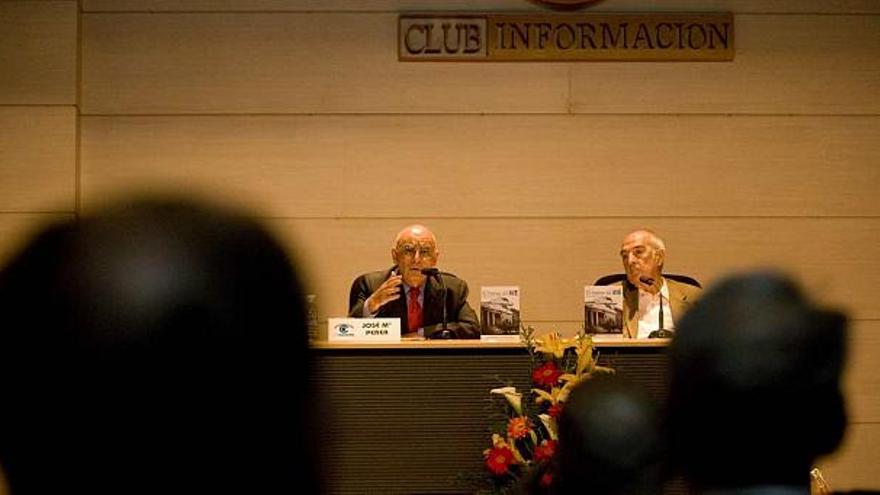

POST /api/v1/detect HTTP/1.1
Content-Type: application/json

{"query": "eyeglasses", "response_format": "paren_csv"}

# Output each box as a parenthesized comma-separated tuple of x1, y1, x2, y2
(620, 246, 650, 260)
(397, 244, 436, 258)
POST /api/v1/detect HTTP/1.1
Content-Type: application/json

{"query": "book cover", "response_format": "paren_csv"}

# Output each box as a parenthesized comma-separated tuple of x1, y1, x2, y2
(481, 286, 521, 336)
(584, 285, 623, 334)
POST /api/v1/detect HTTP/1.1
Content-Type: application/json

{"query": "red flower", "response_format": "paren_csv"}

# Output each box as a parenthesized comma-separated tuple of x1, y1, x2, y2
(484, 444, 515, 476)
(533, 439, 557, 463)
(507, 416, 532, 439)
(540, 472, 554, 487)
(532, 362, 562, 388)
(547, 403, 563, 418)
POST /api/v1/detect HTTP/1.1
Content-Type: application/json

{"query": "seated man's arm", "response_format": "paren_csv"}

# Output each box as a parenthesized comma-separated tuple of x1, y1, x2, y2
(348, 275, 371, 317)
(426, 276, 480, 339)
(452, 289, 481, 339)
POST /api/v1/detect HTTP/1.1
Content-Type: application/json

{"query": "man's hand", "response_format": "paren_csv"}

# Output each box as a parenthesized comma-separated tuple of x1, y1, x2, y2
(365, 274, 403, 314)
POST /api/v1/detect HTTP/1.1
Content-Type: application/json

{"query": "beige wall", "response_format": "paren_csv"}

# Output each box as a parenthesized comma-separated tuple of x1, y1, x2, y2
(1, 0, 878, 489)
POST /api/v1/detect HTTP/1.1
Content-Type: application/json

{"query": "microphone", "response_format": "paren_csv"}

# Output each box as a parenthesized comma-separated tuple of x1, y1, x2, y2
(648, 284, 674, 339)
(421, 268, 452, 339)
(659, 293, 664, 330)
(638, 276, 673, 339)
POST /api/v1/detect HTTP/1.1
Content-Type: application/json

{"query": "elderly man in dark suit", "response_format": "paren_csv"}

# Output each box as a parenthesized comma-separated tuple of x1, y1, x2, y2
(348, 224, 480, 339)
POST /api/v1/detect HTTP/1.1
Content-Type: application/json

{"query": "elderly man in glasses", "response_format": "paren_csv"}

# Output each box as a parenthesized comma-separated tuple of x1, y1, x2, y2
(348, 224, 480, 339)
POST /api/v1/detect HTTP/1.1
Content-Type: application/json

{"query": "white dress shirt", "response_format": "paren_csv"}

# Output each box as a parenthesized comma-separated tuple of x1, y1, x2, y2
(636, 279, 675, 339)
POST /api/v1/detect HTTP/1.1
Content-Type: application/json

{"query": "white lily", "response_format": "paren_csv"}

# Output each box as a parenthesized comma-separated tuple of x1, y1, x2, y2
(539, 413, 557, 441)
(490, 386, 523, 415)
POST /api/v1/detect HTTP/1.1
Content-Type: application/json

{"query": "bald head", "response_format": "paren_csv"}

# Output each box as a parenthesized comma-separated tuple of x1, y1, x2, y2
(620, 230, 666, 291)
(391, 224, 439, 287)
(393, 224, 437, 249)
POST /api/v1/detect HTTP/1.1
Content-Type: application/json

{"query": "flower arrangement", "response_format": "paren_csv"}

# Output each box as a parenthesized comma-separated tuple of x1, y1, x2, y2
(479, 327, 614, 494)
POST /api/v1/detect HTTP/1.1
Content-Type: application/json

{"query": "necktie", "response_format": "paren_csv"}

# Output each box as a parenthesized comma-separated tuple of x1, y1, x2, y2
(408, 287, 423, 333)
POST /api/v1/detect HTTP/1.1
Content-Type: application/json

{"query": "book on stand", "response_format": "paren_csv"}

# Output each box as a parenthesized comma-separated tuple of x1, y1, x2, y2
(480, 286, 521, 340)
(583, 285, 623, 335)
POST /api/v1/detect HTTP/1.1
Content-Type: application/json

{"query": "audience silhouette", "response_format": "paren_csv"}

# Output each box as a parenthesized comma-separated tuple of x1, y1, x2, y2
(667, 271, 848, 493)
(0, 198, 318, 494)
(531, 375, 663, 495)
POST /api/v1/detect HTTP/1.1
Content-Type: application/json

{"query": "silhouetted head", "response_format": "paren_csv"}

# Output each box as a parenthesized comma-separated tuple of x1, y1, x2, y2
(0, 198, 316, 494)
(553, 375, 663, 495)
(667, 271, 847, 490)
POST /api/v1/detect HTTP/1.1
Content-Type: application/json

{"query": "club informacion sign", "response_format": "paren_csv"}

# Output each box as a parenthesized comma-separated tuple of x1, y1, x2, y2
(400, 12, 734, 62)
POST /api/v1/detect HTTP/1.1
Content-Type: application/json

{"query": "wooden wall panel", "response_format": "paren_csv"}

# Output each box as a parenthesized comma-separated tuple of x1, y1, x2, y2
(81, 0, 880, 14)
(80, 115, 880, 217)
(820, 423, 880, 490)
(846, 320, 880, 424)
(0, 2, 77, 105)
(264, 218, 880, 323)
(81, 13, 880, 115)
(80, 13, 569, 115)
(0, 107, 77, 212)
(570, 15, 880, 115)
(0, 213, 75, 267)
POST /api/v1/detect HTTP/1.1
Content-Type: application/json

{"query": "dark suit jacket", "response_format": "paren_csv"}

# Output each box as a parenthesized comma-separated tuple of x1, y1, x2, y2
(622, 277, 701, 339)
(348, 267, 480, 339)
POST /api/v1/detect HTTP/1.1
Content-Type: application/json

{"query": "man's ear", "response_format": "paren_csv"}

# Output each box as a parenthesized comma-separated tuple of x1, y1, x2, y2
(656, 249, 666, 269)
(391, 248, 399, 266)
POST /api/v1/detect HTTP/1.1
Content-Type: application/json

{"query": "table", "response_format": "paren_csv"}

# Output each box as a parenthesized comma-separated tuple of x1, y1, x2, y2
(312, 338, 674, 494)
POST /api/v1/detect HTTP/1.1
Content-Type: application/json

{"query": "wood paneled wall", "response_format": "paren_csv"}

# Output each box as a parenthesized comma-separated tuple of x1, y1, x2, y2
(0, 1, 77, 266)
(1, 0, 878, 490)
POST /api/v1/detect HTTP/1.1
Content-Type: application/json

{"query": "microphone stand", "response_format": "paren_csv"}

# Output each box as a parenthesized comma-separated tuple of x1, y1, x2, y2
(648, 285, 674, 339)
(422, 268, 452, 339)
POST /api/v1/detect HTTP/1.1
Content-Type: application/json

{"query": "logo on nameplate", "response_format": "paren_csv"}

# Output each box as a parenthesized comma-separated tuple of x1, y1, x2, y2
(328, 318, 402, 343)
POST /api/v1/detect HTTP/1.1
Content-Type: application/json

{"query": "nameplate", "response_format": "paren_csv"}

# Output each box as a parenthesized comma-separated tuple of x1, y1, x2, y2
(328, 318, 401, 343)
